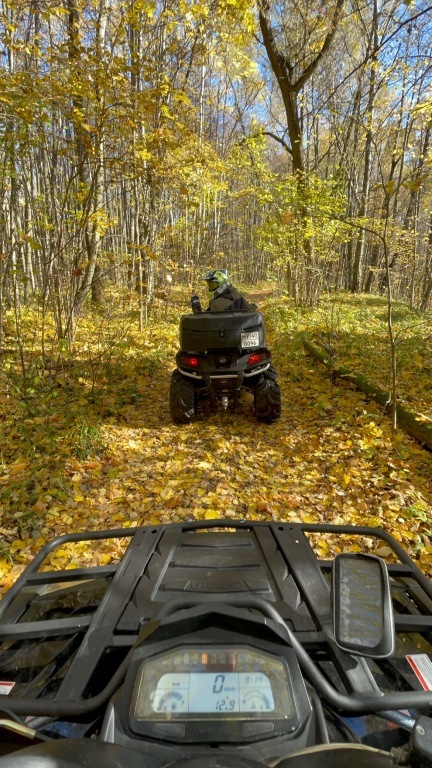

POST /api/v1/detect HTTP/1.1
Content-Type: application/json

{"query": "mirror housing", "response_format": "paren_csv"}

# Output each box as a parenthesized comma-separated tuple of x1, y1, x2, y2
(332, 553, 395, 658)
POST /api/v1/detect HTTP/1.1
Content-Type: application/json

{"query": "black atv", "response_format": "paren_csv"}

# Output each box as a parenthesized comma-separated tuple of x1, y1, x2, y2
(170, 310, 281, 424)
(2, 520, 432, 768)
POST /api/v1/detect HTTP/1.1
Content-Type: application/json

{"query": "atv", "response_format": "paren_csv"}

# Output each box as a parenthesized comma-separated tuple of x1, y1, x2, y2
(170, 309, 281, 424)
(1, 521, 432, 768)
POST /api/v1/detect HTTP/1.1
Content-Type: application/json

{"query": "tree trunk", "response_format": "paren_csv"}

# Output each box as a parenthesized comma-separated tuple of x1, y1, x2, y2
(258, 0, 344, 174)
(66, 0, 107, 329)
(258, 0, 344, 306)
(351, 0, 378, 292)
(420, 213, 432, 312)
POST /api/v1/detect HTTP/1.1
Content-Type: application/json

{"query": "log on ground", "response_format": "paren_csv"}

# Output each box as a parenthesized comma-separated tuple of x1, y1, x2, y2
(302, 336, 432, 451)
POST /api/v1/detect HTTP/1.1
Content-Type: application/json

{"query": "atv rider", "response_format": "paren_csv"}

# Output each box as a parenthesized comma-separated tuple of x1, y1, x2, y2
(203, 269, 257, 311)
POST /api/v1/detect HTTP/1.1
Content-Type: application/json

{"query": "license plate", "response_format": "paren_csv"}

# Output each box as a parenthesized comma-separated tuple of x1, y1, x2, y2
(241, 331, 259, 349)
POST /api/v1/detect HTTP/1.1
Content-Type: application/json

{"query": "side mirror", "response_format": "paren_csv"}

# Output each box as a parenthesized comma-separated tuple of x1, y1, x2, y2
(332, 553, 395, 658)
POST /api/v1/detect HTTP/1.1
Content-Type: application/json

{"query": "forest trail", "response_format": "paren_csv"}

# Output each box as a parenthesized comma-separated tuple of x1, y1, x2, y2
(1, 294, 431, 592)
(103, 351, 431, 529)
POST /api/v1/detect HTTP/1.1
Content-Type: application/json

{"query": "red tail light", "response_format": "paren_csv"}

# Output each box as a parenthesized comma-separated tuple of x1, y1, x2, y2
(184, 356, 198, 367)
(248, 354, 261, 365)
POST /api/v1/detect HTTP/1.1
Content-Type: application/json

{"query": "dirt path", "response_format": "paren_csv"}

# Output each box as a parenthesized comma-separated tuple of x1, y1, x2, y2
(1, 297, 432, 591)
(46, 312, 432, 548)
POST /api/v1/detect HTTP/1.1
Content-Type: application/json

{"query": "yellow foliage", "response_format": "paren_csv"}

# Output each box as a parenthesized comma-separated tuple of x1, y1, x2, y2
(0, 289, 431, 597)
(9, 540, 26, 554)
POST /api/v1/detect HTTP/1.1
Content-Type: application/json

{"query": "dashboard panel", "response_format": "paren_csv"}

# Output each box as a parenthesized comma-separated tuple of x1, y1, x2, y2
(129, 646, 301, 742)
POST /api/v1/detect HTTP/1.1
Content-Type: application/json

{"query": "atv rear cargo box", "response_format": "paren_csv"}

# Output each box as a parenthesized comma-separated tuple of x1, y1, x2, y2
(179, 311, 266, 353)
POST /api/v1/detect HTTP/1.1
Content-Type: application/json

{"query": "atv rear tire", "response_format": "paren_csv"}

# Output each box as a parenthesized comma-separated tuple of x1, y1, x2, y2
(254, 369, 281, 424)
(170, 370, 197, 424)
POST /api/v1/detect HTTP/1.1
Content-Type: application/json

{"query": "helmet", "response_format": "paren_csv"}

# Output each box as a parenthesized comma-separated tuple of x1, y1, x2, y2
(202, 269, 229, 300)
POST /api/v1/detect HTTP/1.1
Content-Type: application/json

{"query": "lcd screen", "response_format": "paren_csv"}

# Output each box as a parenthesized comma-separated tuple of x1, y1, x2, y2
(133, 647, 293, 722)
(152, 671, 275, 714)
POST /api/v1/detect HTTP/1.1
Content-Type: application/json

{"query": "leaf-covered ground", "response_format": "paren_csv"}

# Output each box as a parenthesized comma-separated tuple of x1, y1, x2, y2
(0, 288, 431, 594)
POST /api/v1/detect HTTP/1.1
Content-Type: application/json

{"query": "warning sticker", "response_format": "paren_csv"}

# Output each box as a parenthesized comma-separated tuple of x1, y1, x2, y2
(407, 654, 432, 691)
(0, 681, 15, 695)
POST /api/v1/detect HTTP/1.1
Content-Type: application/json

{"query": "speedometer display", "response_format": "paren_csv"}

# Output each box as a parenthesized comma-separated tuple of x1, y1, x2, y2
(153, 670, 274, 714)
(133, 647, 293, 722)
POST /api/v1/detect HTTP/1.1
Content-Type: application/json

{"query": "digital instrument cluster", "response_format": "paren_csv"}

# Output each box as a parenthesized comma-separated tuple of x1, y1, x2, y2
(129, 646, 300, 742)
(150, 668, 275, 714)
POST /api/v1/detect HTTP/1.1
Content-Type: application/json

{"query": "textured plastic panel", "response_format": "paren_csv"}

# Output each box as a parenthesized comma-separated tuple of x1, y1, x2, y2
(179, 312, 266, 352)
(117, 526, 313, 633)
(2, 521, 432, 713)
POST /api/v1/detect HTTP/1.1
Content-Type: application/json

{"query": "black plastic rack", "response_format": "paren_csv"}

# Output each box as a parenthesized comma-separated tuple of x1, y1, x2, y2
(1, 521, 432, 715)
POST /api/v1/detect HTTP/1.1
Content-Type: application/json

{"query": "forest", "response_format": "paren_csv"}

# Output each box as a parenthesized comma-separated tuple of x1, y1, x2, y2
(0, 0, 432, 590)
(1, 0, 432, 320)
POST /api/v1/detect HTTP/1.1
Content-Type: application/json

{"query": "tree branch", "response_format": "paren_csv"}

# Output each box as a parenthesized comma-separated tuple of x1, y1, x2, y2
(258, 4, 293, 90)
(294, 0, 345, 92)
(260, 131, 293, 154)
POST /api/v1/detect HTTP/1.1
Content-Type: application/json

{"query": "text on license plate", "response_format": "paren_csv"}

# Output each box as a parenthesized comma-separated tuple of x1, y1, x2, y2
(241, 331, 259, 348)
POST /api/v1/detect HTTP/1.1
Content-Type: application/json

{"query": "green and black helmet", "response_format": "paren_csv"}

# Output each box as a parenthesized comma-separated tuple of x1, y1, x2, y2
(203, 269, 229, 300)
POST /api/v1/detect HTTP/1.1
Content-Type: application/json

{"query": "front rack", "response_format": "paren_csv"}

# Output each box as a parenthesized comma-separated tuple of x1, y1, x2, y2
(0, 521, 432, 715)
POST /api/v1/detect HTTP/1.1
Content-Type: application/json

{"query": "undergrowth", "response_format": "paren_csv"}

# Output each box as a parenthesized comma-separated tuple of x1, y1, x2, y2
(264, 290, 432, 422)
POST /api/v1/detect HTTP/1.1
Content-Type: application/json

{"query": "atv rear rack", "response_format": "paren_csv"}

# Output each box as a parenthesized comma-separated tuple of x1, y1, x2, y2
(1, 521, 432, 715)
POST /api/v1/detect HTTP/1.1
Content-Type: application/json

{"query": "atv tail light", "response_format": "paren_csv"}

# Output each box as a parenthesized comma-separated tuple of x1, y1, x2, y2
(247, 354, 262, 365)
(180, 355, 199, 367)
